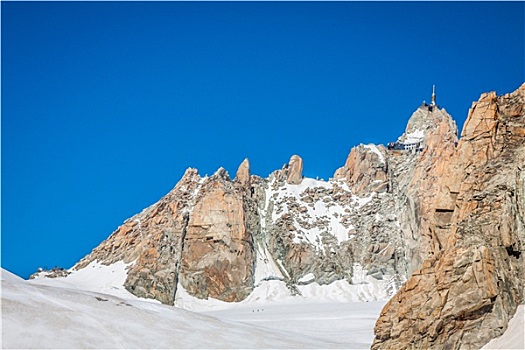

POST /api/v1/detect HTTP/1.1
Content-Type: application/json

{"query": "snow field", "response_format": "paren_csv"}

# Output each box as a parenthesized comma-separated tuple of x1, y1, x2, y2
(3, 268, 386, 349)
(203, 301, 386, 349)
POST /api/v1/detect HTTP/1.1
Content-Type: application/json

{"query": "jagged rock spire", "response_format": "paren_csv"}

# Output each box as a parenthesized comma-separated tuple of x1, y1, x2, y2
(235, 158, 250, 187)
(286, 155, 303, 184)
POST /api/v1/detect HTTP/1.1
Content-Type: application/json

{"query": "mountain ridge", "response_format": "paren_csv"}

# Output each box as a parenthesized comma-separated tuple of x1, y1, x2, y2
(31, 83, 525, 349)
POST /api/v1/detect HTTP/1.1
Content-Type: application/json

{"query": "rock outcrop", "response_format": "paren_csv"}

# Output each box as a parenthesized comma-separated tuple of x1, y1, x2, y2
(73, 167, 202, 304)
(287, 154, 304, 185)
(73, 167, 255, 303)
(372, 83, 525, 349)
(397, 105, 459, 274)
(180, 168, 254, 302)
(235, 158, 250, 187)
(334, 144, 388, 195)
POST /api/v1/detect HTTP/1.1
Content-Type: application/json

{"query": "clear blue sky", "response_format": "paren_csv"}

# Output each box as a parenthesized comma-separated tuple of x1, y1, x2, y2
(2, 1, 524, 278)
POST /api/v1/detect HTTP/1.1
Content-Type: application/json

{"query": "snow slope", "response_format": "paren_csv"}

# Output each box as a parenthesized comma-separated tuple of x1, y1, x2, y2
(3, 268, 522, 349)
(2, 268, 385, 349)
(28, 261, 140, 301)
(203, 301, 385, 349)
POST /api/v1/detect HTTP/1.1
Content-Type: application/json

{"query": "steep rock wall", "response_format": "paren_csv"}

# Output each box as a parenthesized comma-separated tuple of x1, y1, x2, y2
(401, 107, 459, 273)
(74, 168, 202, 304)
(180, 168, 255, 302)
(372, 84, 525, 350)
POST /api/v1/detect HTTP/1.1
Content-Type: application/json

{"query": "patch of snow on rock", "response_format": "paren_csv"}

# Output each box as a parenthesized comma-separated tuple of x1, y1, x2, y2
(404, 128, 425, 143)
(271, 177, 355, 249)
(298, 272, 316, 284)
(354, 192, 376, 209)
(363, 143, 385, 163)
(253, 242, 285, 285)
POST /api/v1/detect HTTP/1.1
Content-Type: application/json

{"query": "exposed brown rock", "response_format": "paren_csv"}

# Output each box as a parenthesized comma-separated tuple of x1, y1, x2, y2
(402, 107, 459, 273)
(287, 155, 304, 185)
(372, 83, 525, 350)
(73, 167, 202, 304)
(334, 144, 388, 195)
(180, 169, 255, 302)
(235, 158, 251, 188)
(73, 167, 256, 304)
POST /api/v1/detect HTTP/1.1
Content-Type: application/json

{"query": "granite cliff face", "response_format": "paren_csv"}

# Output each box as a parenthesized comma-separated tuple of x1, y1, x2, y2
(179, 168, 255, 302)
(74, 167, 203, 304)
(64, 84, 524, 348)
(373, 84, 525, 349)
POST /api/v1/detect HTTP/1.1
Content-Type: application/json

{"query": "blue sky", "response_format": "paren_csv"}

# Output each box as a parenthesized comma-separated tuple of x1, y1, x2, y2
(2, 1, 524, 278)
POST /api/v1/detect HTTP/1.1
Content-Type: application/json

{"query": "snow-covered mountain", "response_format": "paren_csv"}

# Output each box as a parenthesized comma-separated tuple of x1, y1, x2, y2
(16, 84, 525, 349)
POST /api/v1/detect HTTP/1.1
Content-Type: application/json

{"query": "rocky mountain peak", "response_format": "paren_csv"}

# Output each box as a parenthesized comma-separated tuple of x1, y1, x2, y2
(287, 154, 304, 184)
(461, 82, 524, 142)
(235, 158, 251, 187)
(181, 170, 254, 302)
(333, 144, 388, 195)
(268, 154, 305, 187)
(175, 167, 201, 190)
(372, 83, 524, 349)
(212, 167, 231, 181)
(395, 104, 457, 150)
(181, 167, 199, 179)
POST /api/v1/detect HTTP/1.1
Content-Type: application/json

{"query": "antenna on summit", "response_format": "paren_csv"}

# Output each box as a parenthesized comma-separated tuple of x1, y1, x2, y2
(431, 85, 436, 106)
